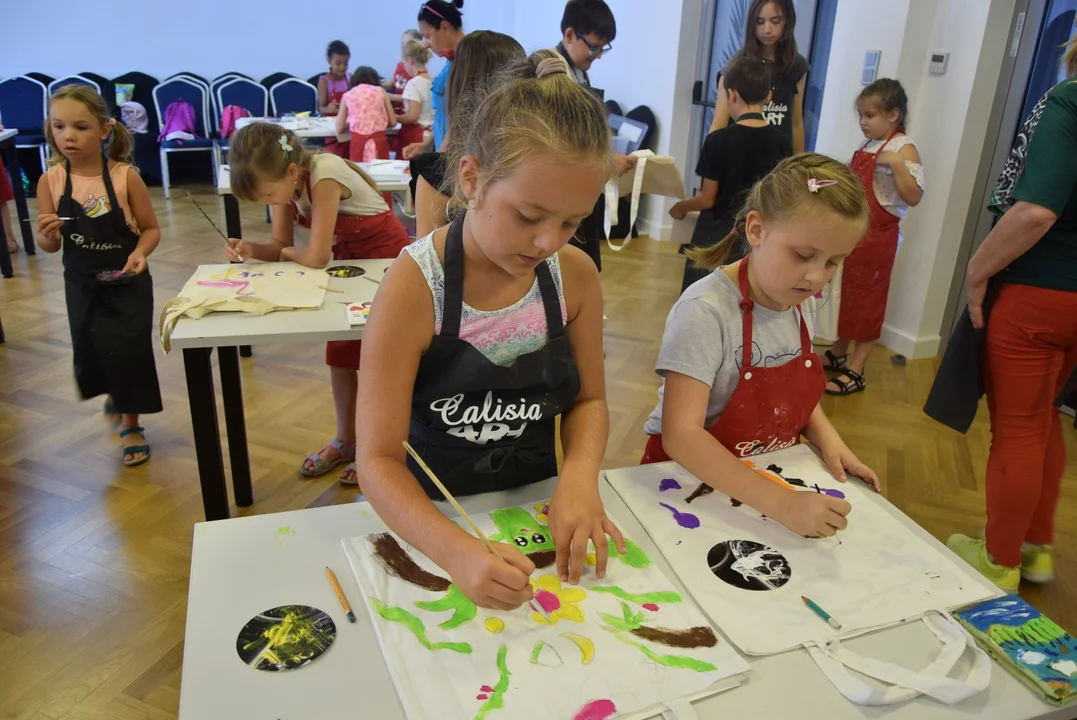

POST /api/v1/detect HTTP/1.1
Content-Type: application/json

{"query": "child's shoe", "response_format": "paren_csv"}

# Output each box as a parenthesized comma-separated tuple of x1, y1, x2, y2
(946, 534, 1020, 594)
(1020, 543, 1054, 584)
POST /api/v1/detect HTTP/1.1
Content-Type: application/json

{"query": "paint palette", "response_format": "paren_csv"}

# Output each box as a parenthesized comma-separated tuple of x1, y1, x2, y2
(343, 502, 750, 720)
(235, 605, 336, 672)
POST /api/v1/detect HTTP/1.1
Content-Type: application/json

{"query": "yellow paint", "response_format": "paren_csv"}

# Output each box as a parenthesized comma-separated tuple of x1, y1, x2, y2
(561, 633, 595, 664)
(528, 575, 586, 625)
(585, 553, 597, 567)
(484, 617, 505, 634)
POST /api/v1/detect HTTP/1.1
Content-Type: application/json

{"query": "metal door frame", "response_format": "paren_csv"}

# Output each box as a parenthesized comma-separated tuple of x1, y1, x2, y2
(939, 0, 1049, 352)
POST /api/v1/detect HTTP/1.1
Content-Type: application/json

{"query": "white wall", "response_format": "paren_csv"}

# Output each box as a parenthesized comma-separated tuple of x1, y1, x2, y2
(814, 0, 1015, 358)
(0, 1, 518, 82)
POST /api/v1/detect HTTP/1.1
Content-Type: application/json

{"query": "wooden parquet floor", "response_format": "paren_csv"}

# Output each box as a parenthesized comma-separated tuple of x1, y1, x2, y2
(1, 186, 1075, 719)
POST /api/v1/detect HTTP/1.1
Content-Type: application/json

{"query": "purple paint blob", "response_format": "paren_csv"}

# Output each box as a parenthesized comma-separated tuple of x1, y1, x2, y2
(659, 502, 700, 529)
(813, 483, 846, 499)
(642, 603, 659, 611)
(659, 478, 682, 492)
(574, 699, 617, 720)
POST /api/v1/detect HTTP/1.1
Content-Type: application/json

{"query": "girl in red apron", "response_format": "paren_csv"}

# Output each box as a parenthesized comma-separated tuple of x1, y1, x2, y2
(392, 40, 433, 156)
(224, 123, 410, 486)
(825, 79, 924, 395)
(337, 67, 397, 164)
(641, 154, 880, 538)
(319, 39, 352, 158)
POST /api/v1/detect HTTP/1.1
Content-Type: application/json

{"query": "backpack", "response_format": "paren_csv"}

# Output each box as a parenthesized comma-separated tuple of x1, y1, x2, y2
(158, 99, 198, 142)
(220, 105, 251, 140)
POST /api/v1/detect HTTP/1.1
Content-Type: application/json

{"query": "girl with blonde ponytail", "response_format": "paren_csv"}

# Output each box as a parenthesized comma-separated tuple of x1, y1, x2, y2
(643, 153, 882, 539)
(357, 48, 627, 609)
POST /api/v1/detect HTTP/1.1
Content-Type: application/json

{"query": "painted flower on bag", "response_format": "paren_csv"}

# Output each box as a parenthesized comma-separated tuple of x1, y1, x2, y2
(530, 575, 586, 625)
(534, 501, 550, 525)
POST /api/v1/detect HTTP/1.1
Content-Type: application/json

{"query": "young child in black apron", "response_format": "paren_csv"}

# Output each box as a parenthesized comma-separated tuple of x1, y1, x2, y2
(35, 86, 163, 467)
(356, 51, 627, 611)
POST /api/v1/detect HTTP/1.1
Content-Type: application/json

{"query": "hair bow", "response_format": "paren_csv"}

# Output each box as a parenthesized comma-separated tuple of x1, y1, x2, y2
(279, 133, 293, 153)
(807, 178, 839, 193)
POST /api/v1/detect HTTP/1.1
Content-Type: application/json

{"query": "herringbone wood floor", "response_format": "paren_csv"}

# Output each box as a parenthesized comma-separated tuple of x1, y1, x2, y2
(1, 186, 1075, 719)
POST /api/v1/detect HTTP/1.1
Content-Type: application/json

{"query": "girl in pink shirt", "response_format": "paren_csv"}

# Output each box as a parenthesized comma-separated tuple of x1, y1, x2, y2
(337, 67, 397, 163)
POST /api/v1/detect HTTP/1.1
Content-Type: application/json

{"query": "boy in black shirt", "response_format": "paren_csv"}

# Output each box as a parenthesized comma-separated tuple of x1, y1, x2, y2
(672, 56, 793, 291)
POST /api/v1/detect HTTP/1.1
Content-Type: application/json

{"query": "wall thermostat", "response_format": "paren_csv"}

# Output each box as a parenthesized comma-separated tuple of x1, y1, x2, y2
(929, 52, 949, 76)
(862, 50, 881, 85)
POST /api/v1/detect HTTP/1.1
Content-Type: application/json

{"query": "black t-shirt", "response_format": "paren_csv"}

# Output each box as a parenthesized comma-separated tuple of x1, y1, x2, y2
(409, 151, 448, 200)
(720, 53, 809, 142)
(696, 122, 793, 222)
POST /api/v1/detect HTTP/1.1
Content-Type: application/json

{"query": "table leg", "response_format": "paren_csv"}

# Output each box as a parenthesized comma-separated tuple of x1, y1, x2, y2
(183, 347, 230, 521)
(0, 206, 12, 279)
(0, 314, 5, 343)
(2, 141, 35, 254)
(223, 195, 253, 358)
(216, 346, 253, 507)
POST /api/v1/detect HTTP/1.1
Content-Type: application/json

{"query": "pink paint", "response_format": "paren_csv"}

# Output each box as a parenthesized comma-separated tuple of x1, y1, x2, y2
(642, 603, 659, 612)
(480, 685, 494, 693)
(476, 694, 489, 700)
(534, 589, 561, 613)
(574, 699, 617, 720)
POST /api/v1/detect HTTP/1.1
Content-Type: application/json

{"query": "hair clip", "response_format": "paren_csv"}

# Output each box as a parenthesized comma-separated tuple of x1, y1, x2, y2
(807, 178, 839, 193)
(279, 133, 293, 153)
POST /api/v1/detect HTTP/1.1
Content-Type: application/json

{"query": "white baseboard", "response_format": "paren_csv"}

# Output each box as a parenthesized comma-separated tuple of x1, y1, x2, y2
(639, 215, 675, 241)
(880, 323, 940, 359)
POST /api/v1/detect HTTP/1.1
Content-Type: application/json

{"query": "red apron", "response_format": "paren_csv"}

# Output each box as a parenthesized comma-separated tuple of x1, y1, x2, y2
(837, 131, 902, 343)
(349, 131, 390, 164)
(323, 77, 351, 158)
(292, 176, 410, 369)
(642, 257, 826, 463)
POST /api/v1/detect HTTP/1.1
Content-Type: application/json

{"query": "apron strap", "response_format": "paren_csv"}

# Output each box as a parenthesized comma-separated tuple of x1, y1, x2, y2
(535, 260, 565, 339)
(62, 158, 74, 203)
(734, 111, 765, 122)
(736, 257, 755, 374)
(441, 214, 466, 337)
(98, 153, 130, 236)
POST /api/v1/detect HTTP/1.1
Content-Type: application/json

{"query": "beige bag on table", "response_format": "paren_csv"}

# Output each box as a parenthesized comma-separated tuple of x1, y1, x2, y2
(604, 150, 687, 250)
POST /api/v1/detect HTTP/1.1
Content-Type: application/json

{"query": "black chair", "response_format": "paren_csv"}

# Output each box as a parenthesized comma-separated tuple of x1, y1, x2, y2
(260, 73, 294, 106)
(25, 72, 53, 87)
(604, 100, 622, 117)
(307, 73, 323, 89)
(625, 105, 657, 151)
(167, 72, 211, 89)
(80, 72, 116, 110)
(608, 105, 657, 240)
(112, 71, 161, 184)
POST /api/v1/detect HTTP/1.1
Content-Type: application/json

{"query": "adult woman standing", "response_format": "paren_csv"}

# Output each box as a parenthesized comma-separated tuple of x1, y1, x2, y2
(946, 39, 1077, 593)
(709, 0, 809, 153)
(416, 1, 466, 156)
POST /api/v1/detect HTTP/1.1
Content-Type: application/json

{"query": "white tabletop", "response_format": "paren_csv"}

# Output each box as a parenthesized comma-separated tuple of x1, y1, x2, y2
(167, 259, 391, 351)
(0, 128, 16, 143)
(235, 115, 341, 139)
(180, 469, 1069, 720)
(217, 162, 409, 196)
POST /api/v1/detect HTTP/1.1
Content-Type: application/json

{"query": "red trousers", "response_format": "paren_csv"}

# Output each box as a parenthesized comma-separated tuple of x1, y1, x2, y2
(984, 283, 1077, 566)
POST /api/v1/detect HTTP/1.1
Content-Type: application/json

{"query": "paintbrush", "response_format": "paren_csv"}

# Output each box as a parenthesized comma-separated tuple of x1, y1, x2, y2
(402, 441, 552, 622)
(185, 192, 238, 257)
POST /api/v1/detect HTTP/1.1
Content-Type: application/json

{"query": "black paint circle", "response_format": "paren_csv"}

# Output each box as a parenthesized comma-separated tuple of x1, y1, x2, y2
(236, 605, 337, 671)
(325, 265, 366, 278)
(707, 540, 791, 591)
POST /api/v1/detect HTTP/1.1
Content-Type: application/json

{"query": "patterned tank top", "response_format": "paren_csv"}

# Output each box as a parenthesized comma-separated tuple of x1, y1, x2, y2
(406, 232, 569, 367)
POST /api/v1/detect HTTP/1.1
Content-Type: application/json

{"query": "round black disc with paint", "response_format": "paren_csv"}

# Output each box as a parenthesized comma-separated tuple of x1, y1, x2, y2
(707, 539, 791, 591)
(326, 265, 366, 278)
(236, 605, 337, 671)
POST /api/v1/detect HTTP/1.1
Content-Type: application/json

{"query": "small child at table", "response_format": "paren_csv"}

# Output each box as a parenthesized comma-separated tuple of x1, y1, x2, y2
(318, 40, 351, 116)
(395, 40, 434, 151)
(337, 67, 396, 163)
(385, 29, 423, 113)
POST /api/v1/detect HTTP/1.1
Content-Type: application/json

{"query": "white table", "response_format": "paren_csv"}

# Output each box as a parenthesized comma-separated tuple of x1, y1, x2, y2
(170, 259, 390, 521)
(234, 116, 402, 143)
(180, 470, 1071, 720)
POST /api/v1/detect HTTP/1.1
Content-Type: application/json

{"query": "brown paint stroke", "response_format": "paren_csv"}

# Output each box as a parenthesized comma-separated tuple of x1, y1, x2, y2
(684, 484, 714, 504)
(369, 533, 450, 592)
(631, 625, 718, 648)
(529, 550, 557, 569)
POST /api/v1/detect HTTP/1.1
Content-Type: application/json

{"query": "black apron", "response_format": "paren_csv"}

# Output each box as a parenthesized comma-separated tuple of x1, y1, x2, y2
(60, 155, 162, 414)
(407, 214, 582, 498)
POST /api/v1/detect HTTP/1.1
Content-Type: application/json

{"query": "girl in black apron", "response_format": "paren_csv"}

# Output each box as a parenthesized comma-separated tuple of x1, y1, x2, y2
(36, 86, 162, 467)
(356, 51, 626, 611)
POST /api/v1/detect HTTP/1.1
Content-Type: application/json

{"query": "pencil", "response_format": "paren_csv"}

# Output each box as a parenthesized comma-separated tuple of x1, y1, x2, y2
(402, 441, 552, 622)
(326, 566, 356, 623)
(802, 595, 842, 630)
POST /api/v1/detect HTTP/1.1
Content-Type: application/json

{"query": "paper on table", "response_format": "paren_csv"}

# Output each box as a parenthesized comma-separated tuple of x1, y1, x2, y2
(159, 262, 327, 352)
(604, 150, 687, 250)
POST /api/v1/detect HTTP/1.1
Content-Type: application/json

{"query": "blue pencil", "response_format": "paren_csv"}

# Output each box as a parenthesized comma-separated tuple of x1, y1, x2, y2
(802, 595, 842, 630)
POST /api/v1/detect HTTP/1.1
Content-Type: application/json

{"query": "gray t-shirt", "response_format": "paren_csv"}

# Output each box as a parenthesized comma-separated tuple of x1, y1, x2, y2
(644, 269, 816, 435)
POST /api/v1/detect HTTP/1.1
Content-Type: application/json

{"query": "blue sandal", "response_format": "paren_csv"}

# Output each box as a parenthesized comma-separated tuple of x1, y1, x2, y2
(300, 438, 356, 477)
(120, 426, 151, 467)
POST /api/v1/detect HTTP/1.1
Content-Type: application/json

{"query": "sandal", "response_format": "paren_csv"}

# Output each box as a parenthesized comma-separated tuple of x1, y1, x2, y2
(120, 426, 151, 467)
(822, 349, 848, 372)
(300, 438, 355, 477)
(338, 462, 360, 487)
(825, 368, 866, 396)
(103, 397, 122, 427)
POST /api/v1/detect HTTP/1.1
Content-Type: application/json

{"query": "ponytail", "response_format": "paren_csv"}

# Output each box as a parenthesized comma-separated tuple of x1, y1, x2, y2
(106, 120, 135, 165)
(684, 224, 743, 271)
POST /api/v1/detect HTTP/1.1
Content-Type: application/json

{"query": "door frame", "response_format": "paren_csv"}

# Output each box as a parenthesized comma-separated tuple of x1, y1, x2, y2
(938, 0, 1050, 352)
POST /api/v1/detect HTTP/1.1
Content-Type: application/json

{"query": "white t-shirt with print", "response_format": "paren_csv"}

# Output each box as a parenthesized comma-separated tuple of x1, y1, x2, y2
(861, 135, 925, 219)
(403, 74, 434, 129)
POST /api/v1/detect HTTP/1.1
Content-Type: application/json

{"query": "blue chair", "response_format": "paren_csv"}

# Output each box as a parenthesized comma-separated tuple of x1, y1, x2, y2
(270, 78, 317, 116)
(113, 71, 161, 184)
(215, 77, 267, 165)
(48, 75, 100, 96)
(153, 76, 215, 199)
(0, 75, 49, 171)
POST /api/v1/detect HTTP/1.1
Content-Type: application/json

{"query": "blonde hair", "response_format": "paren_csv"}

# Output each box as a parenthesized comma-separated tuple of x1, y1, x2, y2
(403, 39, 432, 66)
(227, 122, 317, 201)
(45, 85, 134, 167)
(447, 48, 612, 213)
(1064, 33, 1077, 79)
(687, 153, 870, 271)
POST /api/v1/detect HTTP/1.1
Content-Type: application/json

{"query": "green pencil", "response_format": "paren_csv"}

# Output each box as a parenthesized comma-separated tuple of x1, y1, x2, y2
(802, 595, 842, 630)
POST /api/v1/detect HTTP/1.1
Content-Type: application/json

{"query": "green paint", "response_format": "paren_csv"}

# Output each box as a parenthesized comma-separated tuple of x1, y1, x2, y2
(369, 599, 473, 654)
(604, 628, 716, 673)
(529, 640, 546, 664)
(611, 538, 652, 568)
(473, 645, 510, 720)
(599, 602, 645, 632)
(593, 586, 682, 605)
(414, 584, 477, 630)
(488, 532, 504, 542)
(275, 525, 296, 545)
(488, 507, 554, 553)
